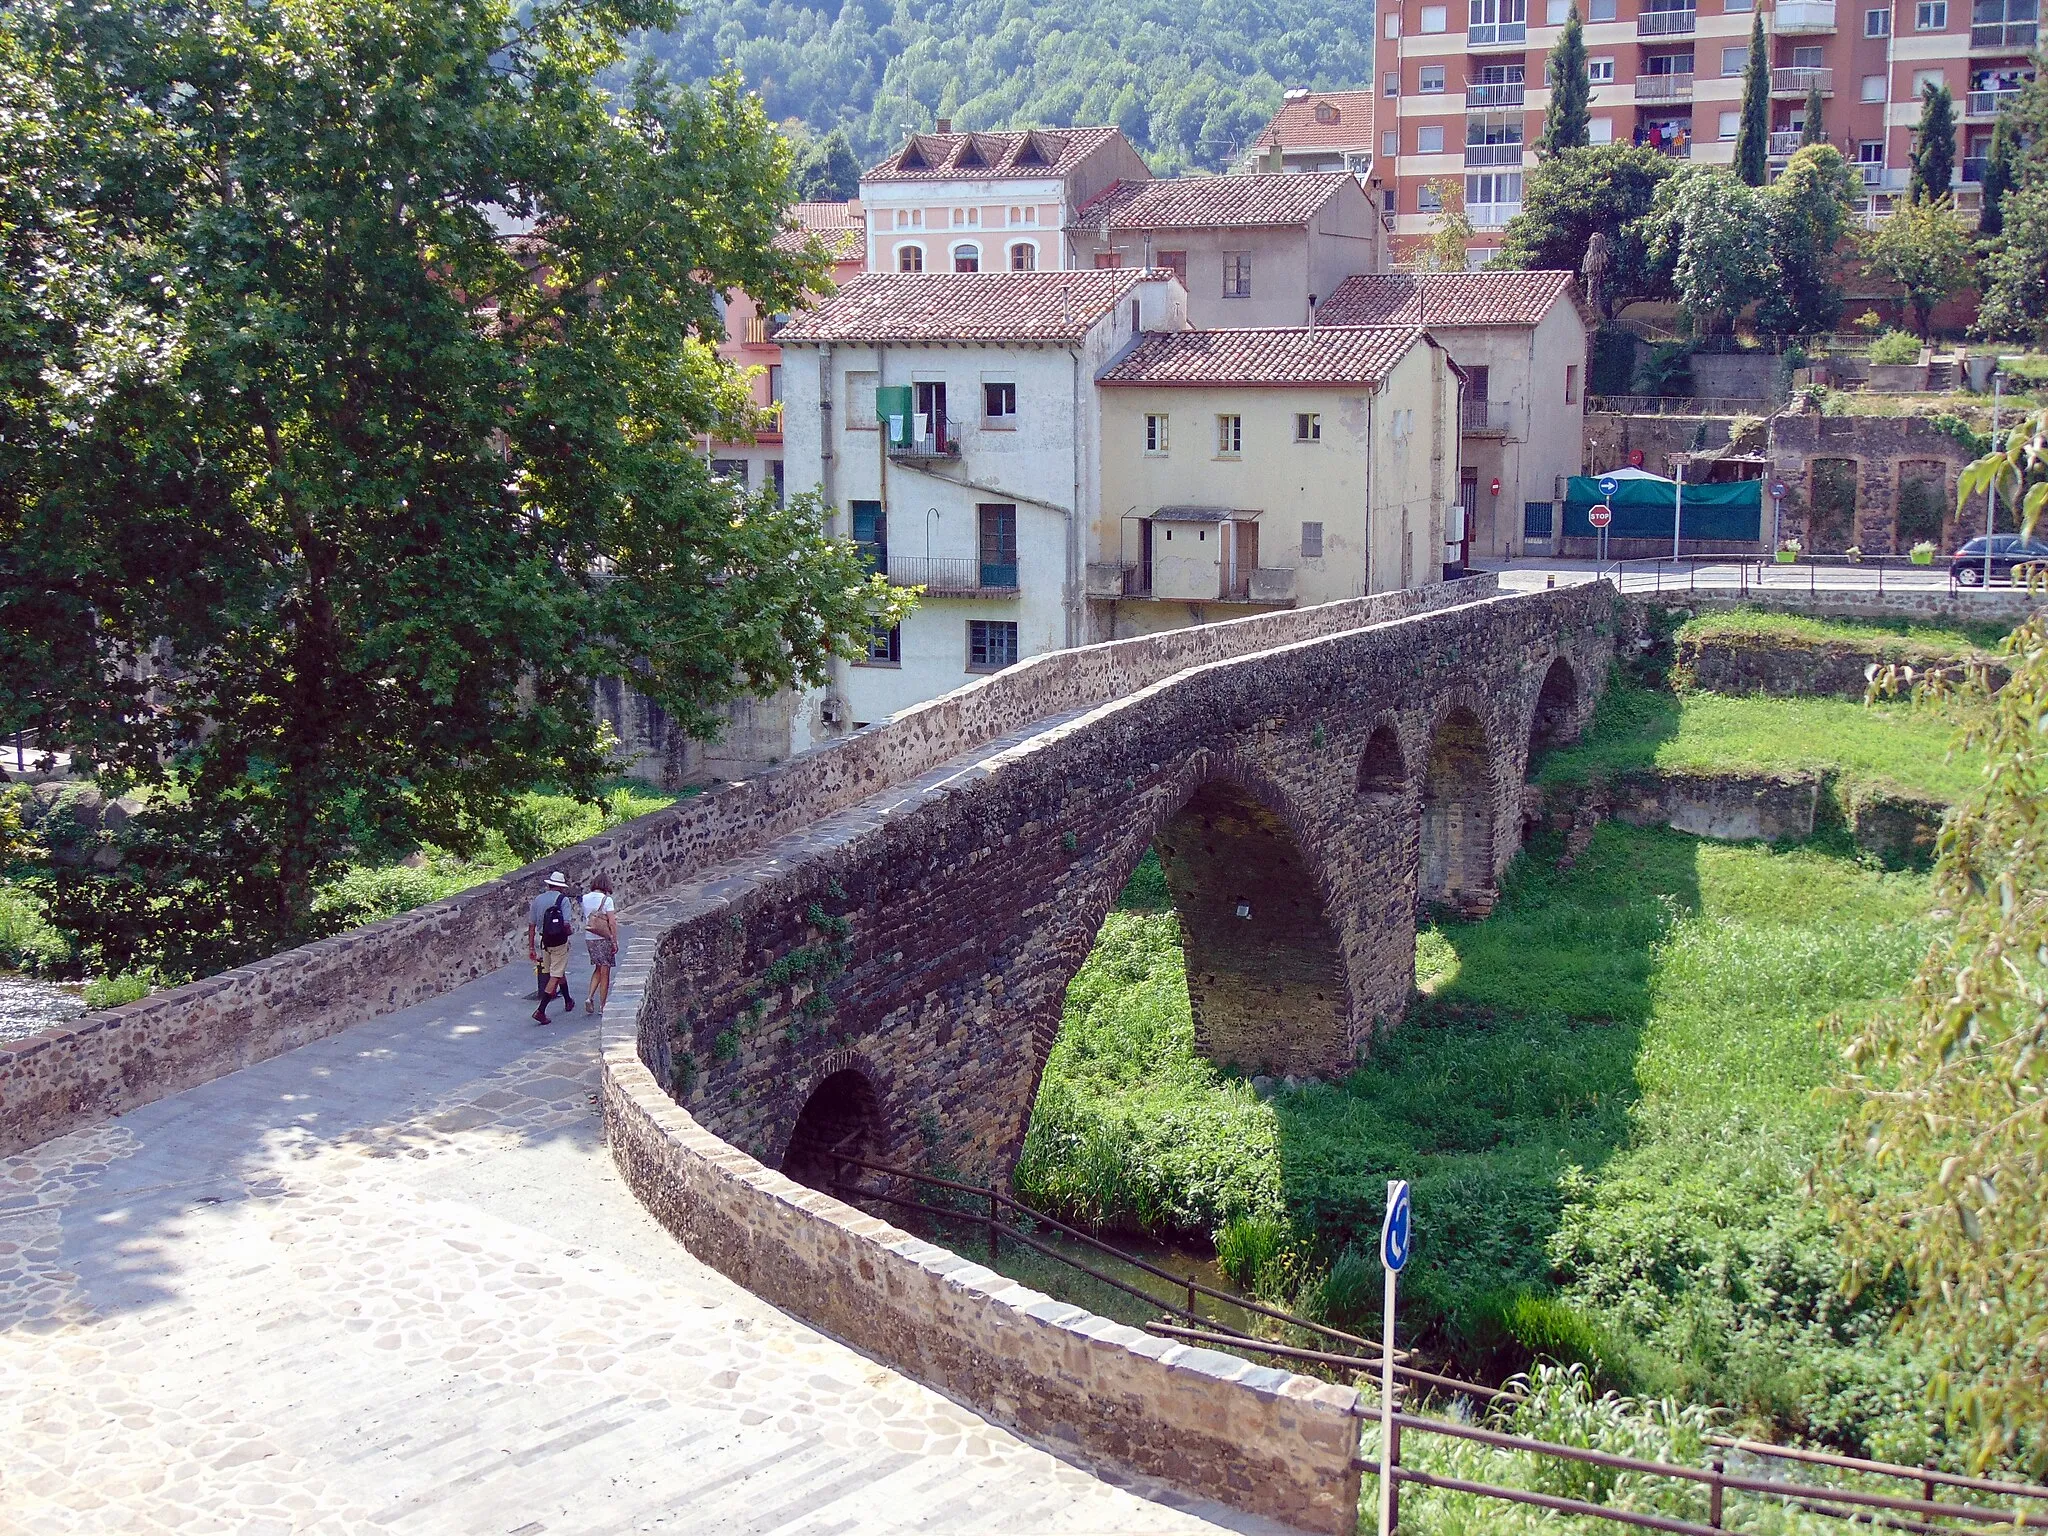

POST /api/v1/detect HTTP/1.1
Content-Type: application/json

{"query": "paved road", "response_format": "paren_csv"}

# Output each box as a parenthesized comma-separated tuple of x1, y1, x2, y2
(0, 937, 1288, 1536)
(1478, 556, 2021, 601)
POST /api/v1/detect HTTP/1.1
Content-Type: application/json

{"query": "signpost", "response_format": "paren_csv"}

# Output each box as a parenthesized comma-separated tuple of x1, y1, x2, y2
(1598, 474, 1618, 500)
(1594, 477, 1619, 570)
(1770, 479, 1786, 555)
(1673, 461, 1686, 560)
(1378, 1180, 1411, 1536)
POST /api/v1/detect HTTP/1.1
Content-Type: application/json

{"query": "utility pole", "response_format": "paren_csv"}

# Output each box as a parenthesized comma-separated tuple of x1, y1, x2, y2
(1673, 461, 1685, 561)
(1986, 369, 2002, 589)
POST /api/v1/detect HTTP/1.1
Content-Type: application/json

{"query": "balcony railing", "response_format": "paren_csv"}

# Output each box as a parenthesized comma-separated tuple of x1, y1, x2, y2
(884, 554, 1019, 594)
(1860, 161, 1886, 185)
(1970, 20, 2038, 45)
(1465, 80, 1527, 105)
(1637, 8, 1697, 34)
(1635, 73, 1695, 101)
(1461, 399, 1512, 433)
(1962, 155, 1989, 182)
(1774, 0, 1839, 30)
(1771, 66, 1834, 95)
(1769, 129, 1807, 156)
(1464, 141, 1525, 166)
(889, 412, 959, 459)
(1469, 201, 1522, 228)
(1966, 87, 2026, 114)
(1467, 21, 1529, 45)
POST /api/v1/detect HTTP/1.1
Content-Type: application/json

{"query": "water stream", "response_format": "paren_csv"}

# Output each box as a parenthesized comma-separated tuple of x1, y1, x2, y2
(0, 974, 86, 1045)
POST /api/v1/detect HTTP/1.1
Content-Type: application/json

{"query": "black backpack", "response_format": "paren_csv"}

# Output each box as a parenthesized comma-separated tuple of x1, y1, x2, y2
(540, 893, 572, 948)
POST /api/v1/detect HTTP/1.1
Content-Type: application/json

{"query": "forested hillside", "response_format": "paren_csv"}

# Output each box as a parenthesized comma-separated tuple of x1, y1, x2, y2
(626, 0, 1377, 173)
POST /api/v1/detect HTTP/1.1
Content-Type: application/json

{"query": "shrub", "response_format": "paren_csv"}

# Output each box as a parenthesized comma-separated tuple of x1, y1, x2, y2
(83, 970, 155, 1009)
(0, 886, 71, 973)
(1311, 1243, 1378, 1327)
(1635, 342, 1695, 398)
(1215, 1212, 1288, 1292)
(1867, 329, 1922, 364)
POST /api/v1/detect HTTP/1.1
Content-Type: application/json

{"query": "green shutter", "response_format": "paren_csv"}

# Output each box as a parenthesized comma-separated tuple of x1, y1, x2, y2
(875, 386, 913, 447)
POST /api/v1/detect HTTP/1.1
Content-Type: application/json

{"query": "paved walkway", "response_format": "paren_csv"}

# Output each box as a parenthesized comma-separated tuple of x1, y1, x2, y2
(0, 936, 1289, 1535)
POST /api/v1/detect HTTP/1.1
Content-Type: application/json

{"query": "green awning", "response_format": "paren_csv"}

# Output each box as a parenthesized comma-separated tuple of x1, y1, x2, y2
(1564, 475, 1762, 541)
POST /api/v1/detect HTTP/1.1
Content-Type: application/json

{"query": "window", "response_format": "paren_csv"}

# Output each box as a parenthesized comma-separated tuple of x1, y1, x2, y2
(1222, 252, 1251, 297)
(1725, 0, 1752, 10)
(1858, 139, 1886, 163)
(1386, 10, 1401, 35)
(1547, 0, 1569, 20)
(1382, 130, 1399, 157)
(1420, 65, 1446, 91)
(1418, 124, 1446, 153)
(1216, 414, 1242, 456)
(967, 620, 1019, 672)
(772, 460, 785, 505)
(1421, 4, 1449, 28)
(1419, 182, 1445, 211)
(1590, 116, 1614, 143)
(767, 363, 783, 406)
(1156, 249, 1188, 283)
(1301, 521, 1325, 558)
(1721, 45, 1745, 73)
(1145, 413, 1170, 453)
(1862, 74, 1886, 100)
(1589, 56, 1615, 82)
(850, 500, 885, 571)
(977, 504, 1018, 588)
(898, 244, 924, 272)
(864, 624, 901, 665)
(894, 208, 924, 229)
(711, 458, 748, 484)
(1094, 251, 1123, 268)
(1792, 44, 1825, 65)
(1916, 0, 1946, 25)
(1588, 0, 1616, 15)
(983, 381, 1017, 423)
(1565, 363, 1580, 404)
(1009, 241, 1036, 270)
(1866, 4, 1891, 29)
(953, 243, 980, 272)
(1465, 170, 1523, 209)
(1914, 68, 1945, 94)
(1386, 71, 1402, 96)
(1719, 110, 1741, 138)
(846, 370, 878, 429)
(1295, 412, 1322, 442)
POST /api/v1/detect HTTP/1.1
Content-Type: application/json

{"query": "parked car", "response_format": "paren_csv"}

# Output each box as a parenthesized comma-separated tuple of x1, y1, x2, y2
(1950, 534, 2048, 585)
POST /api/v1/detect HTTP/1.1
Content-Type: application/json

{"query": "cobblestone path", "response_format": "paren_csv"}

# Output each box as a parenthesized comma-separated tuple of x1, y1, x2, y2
(0, 936, 1286, 1536)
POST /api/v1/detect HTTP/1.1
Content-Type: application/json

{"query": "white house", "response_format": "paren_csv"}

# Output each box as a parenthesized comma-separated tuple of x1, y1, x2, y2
(1317, 270, 1587, 560)
(777, 267, 1189, 727)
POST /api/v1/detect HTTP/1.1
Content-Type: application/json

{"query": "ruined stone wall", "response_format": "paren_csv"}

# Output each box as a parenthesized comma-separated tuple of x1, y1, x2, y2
(1768, 414, 1985, 555)
(3, 576, 1498, 1157)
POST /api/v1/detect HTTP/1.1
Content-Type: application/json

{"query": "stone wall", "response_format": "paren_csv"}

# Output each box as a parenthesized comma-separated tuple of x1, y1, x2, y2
(1673, 630, 2006, 699)
(1670, 588, 2043, 624)
(2, 576, 1499, 1157)
(1768, 414, 1987, 555)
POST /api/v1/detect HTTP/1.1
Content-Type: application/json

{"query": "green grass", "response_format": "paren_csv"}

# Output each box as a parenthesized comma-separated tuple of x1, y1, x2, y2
(1532, 679, 1981, 804)
(1671, 606, 2010, 657)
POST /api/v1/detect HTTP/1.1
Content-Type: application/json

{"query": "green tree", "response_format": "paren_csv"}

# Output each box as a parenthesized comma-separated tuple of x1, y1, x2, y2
(1758, 144, 1854, 335)
(1980, 113, 2018, 238)
(1537, 5, 1592, 157)
(1734, 12, 1771, 187)
(1421, 178, 1475, 271)
(1909, 82, 1958, 203)
(1646, 168, 1776, 334)
(793, 128, 863, 201)
(1801, 79, 1826, 147)
(1863, 195, 1975, 337)
(0, 0, 909, 975)
(1830, 410, 2048, 1478)
(1975, 70, 2048, 337)
(1493, 145, 1677, 315)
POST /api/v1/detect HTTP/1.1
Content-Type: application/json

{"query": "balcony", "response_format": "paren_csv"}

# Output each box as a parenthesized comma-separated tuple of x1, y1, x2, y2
(1962, 155, 1989, 182)
(1769, 129, 1807, 156)
(1966, 87, 2026, 114)
(1086, 561, 1150, 598)
(1860, 161, 1886, 185)
(1467, 21, 1529, 46)
(1469, 201, 1523, 227)
(1970, 21, 2038, 46)
(1462, 399, 1512, 434)
(1464, 141, 1526, 166)
(1771, 66, 1834, 96)
(884, 554, 1018, 596)
(1635, 73, 1695, 101)
(1637, 8, 1698, 34)
(1774, 0, 1839, 30)
(1465, 81, 1527, 106)
(887, 411, 960, 461)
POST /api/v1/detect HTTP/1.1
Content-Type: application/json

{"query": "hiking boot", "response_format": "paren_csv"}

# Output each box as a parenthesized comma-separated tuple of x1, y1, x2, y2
(533, 1006, 550, 1025)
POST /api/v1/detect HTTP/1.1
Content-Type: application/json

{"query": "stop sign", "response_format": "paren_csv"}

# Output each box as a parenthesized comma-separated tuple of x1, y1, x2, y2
(1589, 503, 1613, 529)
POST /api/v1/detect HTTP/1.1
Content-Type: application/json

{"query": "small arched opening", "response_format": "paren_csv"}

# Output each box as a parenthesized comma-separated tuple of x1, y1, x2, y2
(781, 1069, 879, 1192)
(1357, 722, 1408, 806)
(1527, 658, 1581, 763)
(1419, 706, 1497, 915)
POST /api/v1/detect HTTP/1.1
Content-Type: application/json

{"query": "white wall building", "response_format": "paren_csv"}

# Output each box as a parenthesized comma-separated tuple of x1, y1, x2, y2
(778, 268, 1189, 727)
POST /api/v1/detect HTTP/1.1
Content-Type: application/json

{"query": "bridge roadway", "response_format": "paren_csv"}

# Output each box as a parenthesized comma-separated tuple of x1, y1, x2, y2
(0, 926, 1289, 1533)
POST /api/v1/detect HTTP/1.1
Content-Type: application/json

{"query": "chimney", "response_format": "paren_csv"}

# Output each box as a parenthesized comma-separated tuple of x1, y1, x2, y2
(936, 117, 952, 134)
(1267, 137, 1284, 172)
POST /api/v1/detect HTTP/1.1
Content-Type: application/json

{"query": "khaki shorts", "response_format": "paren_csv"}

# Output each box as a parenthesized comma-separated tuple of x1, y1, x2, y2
(542, 944, 569, 979)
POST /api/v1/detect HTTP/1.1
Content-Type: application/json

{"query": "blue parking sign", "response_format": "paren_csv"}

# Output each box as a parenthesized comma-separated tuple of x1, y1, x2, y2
(1380, 1180, 1412, 1272)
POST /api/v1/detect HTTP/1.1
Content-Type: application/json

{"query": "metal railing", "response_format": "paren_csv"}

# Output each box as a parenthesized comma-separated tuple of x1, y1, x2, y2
(1772, 66, 1834, 95)
(1469, 202, 1522, 228)
(1465, 80, 1526, 105)
(890, 412, 958, 459)
(1774, 0, 1839, 31)
(1464, 141, 1524, 166)
(1637, 7, 1697, 32)
(1588, 552, 2021, 597)
(1962, 155, 1989, 182)
(1461, 399, 1511, 433)
(882, 554, 1019, 593)
(1636, 73, 1695, 100)
(1468, 20, 1529, 44)
(1769, 130, 1807, 156)
(1586, 394, 1771, 415)
(1970, 19, 2038, 43)
(1967, 87, 2026, 114)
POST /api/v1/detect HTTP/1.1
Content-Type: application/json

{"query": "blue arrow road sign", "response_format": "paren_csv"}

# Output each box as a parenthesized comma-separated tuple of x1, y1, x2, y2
(1381, 1180, 1412, 1272)
(1598, 474, 1619, 499)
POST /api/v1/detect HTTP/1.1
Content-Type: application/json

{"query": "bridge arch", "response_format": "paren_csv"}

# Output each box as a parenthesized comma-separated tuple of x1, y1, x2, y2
(1356, 717, 1410, 807)
(1526, 655, 1584, 763)
(1418, 697, 1502, 915)
(781, 1056, 883, 1190)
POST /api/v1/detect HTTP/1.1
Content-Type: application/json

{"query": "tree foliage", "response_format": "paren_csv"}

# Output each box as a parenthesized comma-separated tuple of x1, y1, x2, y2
(0, 0, 908, 975)
(1494, 145, 1676, 315)
(1980, 114, 2017, 239)
(792, 128, 862, 200)
(1646, 168, 1774, 334)
(1734, 12, 1770, 187)
(1910, 83, 1958, 204)
(1538, 6, 1592, 158)
(1829, 412, 2048, 1477)
(1757, 145, 1855, 336)
(1976, 74, 2048, 338)
(1423, 179, 1476, 272)
(1863, 196, 1975, 338)
(1802, 80, 1826, 147)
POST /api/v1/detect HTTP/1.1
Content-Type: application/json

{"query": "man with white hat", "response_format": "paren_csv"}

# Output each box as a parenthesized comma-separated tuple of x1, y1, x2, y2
(527, 872, 578, 1024)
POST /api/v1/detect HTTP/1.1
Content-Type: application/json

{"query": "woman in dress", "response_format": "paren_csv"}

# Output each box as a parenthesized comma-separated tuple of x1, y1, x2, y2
(581, 873, 619, 1014)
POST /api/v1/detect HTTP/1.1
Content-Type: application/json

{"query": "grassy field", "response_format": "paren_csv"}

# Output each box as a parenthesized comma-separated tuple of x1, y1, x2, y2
(1670, 606, 2011, 656)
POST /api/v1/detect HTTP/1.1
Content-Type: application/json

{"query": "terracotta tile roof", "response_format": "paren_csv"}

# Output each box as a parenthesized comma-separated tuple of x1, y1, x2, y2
(1097, 326, 1424, 388)
(777, 269, 1158, 343)
(1248, 91, 1378, 155)
(1317, 270, 1579, 327)
(1073, 173, 1352, 231)
(863, 126, 1127, 183)
(774, 201, 866, 262)
(791, 200, 863, 228)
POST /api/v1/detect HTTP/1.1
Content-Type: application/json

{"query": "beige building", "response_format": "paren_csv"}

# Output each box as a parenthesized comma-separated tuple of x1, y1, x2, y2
(1237, 88, 1381, 176)
(1090, 325, 1463, 638)
(1068, 174, 1387, 328)
(1319, 270, 1586, 559)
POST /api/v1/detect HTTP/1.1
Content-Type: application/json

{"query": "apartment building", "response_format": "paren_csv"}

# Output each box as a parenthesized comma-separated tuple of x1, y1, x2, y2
(1372, 0, 2033, 262)
(1090, 326, 1463, 638)
(776, 268, 1188, 727)
(858, 124, 1151, 276)
(1319, 269, 1587, 558)
(1068, 173, 1388, 327)
(1239, 88, 1381, 173)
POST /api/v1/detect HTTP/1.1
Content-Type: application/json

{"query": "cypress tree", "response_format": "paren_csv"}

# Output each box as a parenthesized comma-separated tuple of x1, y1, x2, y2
(1981, 113, 2017, 237)
(1801, 80, 1826, 146)
(1734, 11, 1771, 186)
(1538, 5, 1592, 155)
(1909, 83, 1957, 202)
